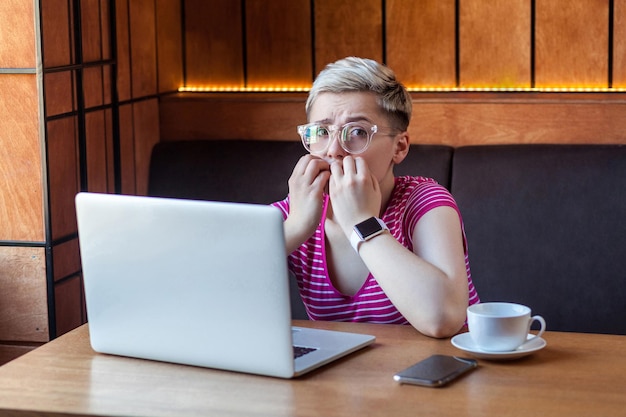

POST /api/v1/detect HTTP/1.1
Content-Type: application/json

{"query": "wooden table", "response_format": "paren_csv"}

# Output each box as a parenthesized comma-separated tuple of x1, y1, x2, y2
(0, 320, 624, 417)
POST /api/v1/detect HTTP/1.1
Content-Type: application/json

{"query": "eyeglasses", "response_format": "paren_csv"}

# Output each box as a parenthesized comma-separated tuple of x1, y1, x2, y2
(297, 122, 386, 155)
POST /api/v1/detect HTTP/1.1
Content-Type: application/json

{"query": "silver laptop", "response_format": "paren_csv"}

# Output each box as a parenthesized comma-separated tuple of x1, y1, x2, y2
(75, 192, 375, 378)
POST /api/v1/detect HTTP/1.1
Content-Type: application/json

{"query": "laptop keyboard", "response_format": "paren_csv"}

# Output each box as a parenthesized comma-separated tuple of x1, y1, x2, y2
(293, 346, 318, 359)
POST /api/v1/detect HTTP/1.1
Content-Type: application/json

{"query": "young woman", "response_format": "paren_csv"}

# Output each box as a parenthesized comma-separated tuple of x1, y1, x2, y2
(272, 57, 479, 338)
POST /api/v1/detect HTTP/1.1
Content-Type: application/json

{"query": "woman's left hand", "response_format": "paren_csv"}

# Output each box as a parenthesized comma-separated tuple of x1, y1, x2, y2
(328, 156, 382, 237)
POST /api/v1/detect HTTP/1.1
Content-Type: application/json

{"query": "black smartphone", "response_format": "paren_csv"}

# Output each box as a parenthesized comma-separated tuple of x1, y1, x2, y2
(393, 354, 478, 387)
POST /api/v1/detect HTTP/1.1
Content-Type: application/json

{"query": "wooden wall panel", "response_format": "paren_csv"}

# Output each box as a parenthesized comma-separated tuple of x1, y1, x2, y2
(129, 0, 158, 98)
(314, 0, 383, 75)
(52, 239, 81, 281)
(0, 0, 36, 67)
(459, 0, 531, 87)
(156, 0, 184, 93)
(132, 99, 161, 195)
(85, 110, 109, 193)
(41, 0, 73, 68)
(178, 0, 619, 92)
(165, 1, 626, 147)
(114, 100, 161, 196)
(0, 247, 48, 342)
(0, 74, 44, 242)
(103, 65, 112, 104)
(54, 275, 84, 337)
(160, 93, 626, 146)
(83, 66, 104, 108)
(245, 0, 312, 88)
(184, 0, 243, 87)
(614, 0, 626, 87)
(411, 95, 626, 145)
(535, 0, 609, 87)
(47, 116, 80, 240)
(159, 93, 306, 141)
(386, 0, 456, 88)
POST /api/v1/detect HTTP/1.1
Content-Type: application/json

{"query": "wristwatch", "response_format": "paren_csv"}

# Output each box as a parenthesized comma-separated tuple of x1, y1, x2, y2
(350, 217, 389, 252)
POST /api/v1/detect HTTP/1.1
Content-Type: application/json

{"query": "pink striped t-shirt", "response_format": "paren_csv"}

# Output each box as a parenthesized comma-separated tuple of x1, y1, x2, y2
(271, 176, 480, 324)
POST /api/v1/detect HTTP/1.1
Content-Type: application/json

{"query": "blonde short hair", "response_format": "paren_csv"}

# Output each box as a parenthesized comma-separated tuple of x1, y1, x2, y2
(306, 57, 412, 131)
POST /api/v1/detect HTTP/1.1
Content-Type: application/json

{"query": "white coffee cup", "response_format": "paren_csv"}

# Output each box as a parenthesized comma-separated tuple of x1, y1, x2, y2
(467, 302, 546, 352)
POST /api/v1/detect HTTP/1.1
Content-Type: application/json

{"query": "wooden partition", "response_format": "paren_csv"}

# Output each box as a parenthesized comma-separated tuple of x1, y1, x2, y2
(40, 0, 181, 338)
(161, 0, 626, 145)
(0, 0, 181, 364)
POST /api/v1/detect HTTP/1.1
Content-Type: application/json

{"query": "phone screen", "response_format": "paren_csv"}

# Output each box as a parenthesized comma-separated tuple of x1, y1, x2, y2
(393, 354, 477, 387)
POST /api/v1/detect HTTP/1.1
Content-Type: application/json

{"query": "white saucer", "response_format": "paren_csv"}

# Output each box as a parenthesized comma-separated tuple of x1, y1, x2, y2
(451, 332, 547, 360)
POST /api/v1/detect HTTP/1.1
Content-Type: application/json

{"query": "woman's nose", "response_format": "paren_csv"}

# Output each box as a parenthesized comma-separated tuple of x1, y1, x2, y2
(325, 130, 347, 160)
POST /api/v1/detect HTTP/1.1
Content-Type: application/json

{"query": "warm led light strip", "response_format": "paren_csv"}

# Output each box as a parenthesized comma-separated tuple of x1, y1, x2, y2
(180, 86, 311, 92)
(409, 87, 626, 93)
(179, 86, 626, 93)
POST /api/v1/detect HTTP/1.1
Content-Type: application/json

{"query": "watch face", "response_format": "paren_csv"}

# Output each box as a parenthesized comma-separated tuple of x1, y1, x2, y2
(356, 217, 383, 238)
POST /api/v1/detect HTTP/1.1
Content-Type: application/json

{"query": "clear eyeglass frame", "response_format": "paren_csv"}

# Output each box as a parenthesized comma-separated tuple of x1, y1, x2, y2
(297, 122, 379, 155)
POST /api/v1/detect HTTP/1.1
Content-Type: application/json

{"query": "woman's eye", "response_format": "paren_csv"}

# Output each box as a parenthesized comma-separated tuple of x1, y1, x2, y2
(349, 127, 368, 138)
(317, 127, 330, 138)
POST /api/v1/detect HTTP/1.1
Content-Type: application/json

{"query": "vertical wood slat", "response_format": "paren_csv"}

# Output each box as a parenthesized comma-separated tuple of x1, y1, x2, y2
(459, 0, 531, 87)
(535, 0, 609, 88)
(101, 0, 111, 60)
(40, 0, 72, 68)
(129, 0, 158, 98)
(115, 0, 131, 101)
(614, 0, 626, 87)
(83, 66, 103, 108)
(156, 0, 184, 93)
(44, 71, 75, 116)
(314, 0, 383, 75)
(386, 0, 456, 88)
(132, 99, 161, 196)
(114, 101, 161, 197)
(184, 0, 243, 87)
(119, 104, 136, 194)
(52, 239, 81, 282)
(103, 64, 112, 104)
(245, 0, 312, 88)
(47, 116, 80, 240)
(54, 275, 84, 337)
(80, 0, 103, 62)
(85, 110, 108, 193)
(105, 108, 116, 193)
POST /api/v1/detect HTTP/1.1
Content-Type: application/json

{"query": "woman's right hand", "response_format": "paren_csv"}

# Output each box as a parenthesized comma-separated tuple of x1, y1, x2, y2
(283, 154, 330, 253)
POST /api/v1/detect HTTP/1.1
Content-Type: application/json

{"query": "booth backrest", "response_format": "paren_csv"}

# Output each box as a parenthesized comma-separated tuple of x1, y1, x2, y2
(148, 140, 304, 204)
(148, 140, 454, 201)
(451, 145, 626, 334)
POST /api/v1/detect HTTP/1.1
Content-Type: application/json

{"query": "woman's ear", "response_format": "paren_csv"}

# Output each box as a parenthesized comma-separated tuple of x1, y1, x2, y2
(392, 131, 410, 164)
